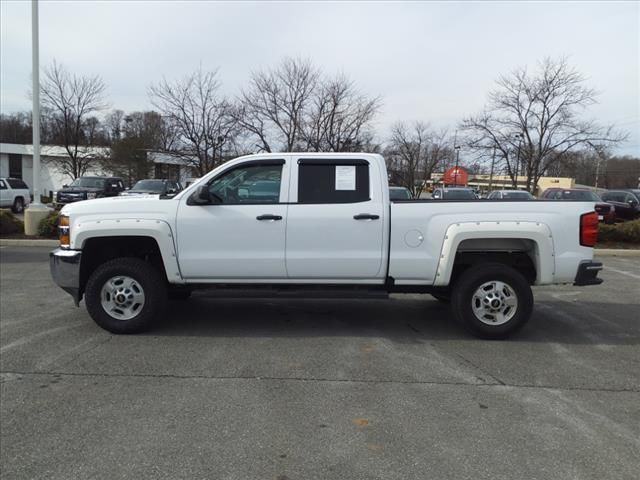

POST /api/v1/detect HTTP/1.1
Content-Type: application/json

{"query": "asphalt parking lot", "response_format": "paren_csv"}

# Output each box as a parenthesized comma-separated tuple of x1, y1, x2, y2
(1, 246, 639, 480)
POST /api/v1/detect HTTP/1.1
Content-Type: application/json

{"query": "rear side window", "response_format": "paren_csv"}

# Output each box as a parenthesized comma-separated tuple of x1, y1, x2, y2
(7, 179, 28, 189)
(298, 161, 370, 204)
(0, 180, 6, 190)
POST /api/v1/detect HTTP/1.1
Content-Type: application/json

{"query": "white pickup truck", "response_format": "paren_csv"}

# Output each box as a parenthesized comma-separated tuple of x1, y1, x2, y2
(50, 153, 603, 338)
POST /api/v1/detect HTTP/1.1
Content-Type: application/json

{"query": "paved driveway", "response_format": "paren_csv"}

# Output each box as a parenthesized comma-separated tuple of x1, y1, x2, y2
(1, 247, 639, 479)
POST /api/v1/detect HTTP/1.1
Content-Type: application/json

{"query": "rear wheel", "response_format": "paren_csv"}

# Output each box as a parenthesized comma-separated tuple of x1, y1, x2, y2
(85, 258, 167, 334)
(451, 263, 533, 339)
(12, 197, 24, 214)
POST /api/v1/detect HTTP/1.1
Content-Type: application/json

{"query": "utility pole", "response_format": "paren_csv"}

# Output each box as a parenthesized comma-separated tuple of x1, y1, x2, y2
(24, 0, 50, 235)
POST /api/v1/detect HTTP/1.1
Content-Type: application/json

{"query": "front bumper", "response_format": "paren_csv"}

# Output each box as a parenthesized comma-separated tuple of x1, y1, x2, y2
(50, 248, 82, 305)
(573, 260, 604, 286)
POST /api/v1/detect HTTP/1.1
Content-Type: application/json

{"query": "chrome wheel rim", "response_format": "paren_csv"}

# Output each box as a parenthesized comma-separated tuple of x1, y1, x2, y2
(471, 281, 518, 326)
(100, 275, 145, 321)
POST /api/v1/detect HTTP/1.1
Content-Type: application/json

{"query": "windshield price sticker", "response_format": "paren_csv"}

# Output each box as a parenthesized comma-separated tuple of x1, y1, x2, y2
(335, 165, 356, 190)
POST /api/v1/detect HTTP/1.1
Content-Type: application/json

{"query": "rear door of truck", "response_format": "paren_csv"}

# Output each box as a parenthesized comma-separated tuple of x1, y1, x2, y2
(285, 157, 387, 280)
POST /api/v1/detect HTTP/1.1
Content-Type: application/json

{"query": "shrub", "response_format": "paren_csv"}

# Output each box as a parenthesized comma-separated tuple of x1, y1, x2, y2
(598, 220, 640, 244)
(0, 209, 24, 235)
(37, 211, 60, 238)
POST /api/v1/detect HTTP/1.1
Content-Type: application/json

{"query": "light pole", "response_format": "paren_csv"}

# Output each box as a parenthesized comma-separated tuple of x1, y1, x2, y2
(514, 133, 522, 189)
(454, 145, 461, 186)
(488, 145, 496, 192)
(24, 0, 50, 235)
(217, 135, 225, 165)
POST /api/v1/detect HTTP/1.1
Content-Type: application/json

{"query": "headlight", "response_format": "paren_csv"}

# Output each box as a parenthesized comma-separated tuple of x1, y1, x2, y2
(87, 192, 97, 199)
(58, 215, 70, 248)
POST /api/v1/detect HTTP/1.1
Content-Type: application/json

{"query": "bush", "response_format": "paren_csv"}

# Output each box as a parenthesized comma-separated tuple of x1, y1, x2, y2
(598, 220, 640, 244)
(0, 209, 24, 235)
(37, 211, 60, 238)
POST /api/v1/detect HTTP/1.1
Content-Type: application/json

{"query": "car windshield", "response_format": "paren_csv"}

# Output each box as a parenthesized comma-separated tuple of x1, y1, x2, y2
(131, 180, 165, 193)
(561, 190, 601, 201)
(501, 191, 533, 200)
(389, 188, 411, 200)
(443, 189, 476, 200)
(70, 178, 106, 188)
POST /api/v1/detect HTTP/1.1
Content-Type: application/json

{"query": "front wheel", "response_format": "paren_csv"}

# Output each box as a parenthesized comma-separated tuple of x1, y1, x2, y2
(451, 263, 533, 339)
(85, 258, 167, 334)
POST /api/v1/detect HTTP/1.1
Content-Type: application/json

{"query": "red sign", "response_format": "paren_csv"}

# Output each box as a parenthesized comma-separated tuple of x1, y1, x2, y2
(443, 167, 468, 186)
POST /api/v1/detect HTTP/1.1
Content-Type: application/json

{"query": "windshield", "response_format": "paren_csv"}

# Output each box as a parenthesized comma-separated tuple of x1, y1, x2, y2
(69, 178, 106, 189)
(389, 188, 412, 200)
(131, 180, 165, 193)
(443, 189, 476, 200)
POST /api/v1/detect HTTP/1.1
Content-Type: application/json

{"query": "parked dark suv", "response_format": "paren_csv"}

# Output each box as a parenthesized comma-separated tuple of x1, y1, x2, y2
(56, 176, 125, 208)
(540, 188, 615, 224)
(600, 190, 640, 220)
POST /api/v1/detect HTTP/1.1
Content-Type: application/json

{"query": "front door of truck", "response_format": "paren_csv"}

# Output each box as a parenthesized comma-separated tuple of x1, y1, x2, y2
(176, 159, 289, 280)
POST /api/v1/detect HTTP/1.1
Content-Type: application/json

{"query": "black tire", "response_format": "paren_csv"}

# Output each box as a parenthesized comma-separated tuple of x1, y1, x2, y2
(168, 288, 192, 301)
(12, 197, 24, 214)
(451, 263, 533, 339)
(85, 258, 167, 334)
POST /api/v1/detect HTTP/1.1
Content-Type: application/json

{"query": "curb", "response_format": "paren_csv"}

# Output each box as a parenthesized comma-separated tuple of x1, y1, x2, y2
(594, 248, 640, 257)
(0, 239, 59, 247)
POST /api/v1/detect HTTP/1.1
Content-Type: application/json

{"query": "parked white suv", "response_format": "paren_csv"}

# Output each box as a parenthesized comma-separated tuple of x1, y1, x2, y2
(0, 177, 31, 213)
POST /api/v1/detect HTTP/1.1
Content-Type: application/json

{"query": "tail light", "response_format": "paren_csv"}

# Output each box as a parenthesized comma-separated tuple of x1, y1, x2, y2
(580, 212, 598, 247)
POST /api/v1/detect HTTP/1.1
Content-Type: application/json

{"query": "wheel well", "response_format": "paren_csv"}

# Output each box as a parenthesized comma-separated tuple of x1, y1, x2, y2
(14, 196, 24, 202)
(450, 248, 537, 286)
(79, 236, 167, 295)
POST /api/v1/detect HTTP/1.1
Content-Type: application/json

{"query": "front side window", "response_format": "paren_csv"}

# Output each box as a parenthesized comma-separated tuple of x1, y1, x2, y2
(208, 164, 282, 204)
(298, 162, 369, 204)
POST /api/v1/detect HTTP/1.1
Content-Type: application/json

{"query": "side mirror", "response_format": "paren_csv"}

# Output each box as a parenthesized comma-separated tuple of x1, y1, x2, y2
(188, 184, 215, 205)
(63, 184, 68, 188)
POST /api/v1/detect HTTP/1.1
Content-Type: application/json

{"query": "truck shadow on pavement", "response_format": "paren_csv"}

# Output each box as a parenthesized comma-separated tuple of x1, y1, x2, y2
(148, 294, 640, 346)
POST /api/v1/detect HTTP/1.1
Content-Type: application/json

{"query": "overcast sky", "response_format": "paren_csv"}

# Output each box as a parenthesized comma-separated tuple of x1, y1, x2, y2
(1, 0, 638, 155)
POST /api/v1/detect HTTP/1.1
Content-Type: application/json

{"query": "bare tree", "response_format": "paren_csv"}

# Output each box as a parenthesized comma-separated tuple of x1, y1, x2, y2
(462, 57, 627, 192)
(105, 109, 125, 142)
(302, 74, 381, 152)
(238, 57, 319, 152)
(40, 60, 108, 179)
(385, 122, 450, 197)
(149, 68, 237, 175)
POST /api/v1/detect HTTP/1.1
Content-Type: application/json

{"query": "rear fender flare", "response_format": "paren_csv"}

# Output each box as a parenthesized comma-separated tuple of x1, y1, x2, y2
(434, 221, 555, 286)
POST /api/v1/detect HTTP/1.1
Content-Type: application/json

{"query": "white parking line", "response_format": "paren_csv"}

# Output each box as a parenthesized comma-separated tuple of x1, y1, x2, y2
(603, 266, 640, 280)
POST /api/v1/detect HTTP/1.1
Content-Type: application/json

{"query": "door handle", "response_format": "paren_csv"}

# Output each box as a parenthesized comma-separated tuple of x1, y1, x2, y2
(353, 213, 380, 220)
(256, 214, 283, 221)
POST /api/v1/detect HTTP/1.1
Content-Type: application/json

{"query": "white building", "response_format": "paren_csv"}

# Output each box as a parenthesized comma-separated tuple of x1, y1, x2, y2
(0, 143, 197, 197)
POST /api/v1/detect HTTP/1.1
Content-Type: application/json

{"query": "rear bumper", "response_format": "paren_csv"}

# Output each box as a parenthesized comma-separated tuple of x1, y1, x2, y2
(573, 260, 603, 286)
(50, 248, 82, 305)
